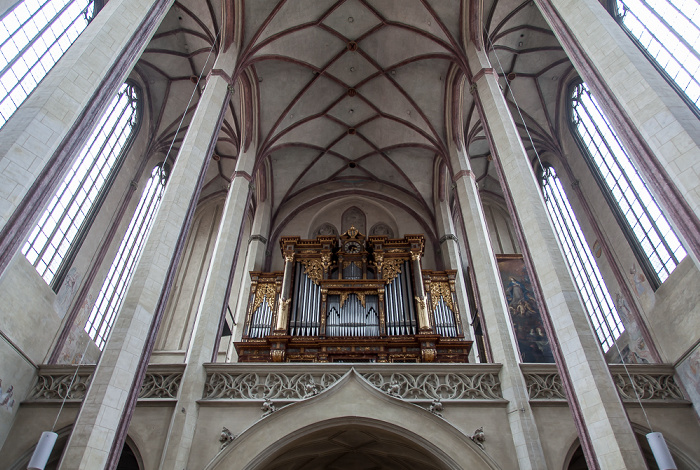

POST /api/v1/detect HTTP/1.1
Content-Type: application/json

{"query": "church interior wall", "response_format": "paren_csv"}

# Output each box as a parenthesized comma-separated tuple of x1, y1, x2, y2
(153, 195, 225, 363)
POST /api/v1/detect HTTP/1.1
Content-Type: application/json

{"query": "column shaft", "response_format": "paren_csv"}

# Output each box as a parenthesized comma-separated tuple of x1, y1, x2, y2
(535, 0, 700, 266)
(471, 55, 646, 468)
(0, 0, 174, 279)
(451, 155, 548, 470)
(159, 150, 254, 469)
(229, 199, 271, 358)
(57, 58, 233, 470)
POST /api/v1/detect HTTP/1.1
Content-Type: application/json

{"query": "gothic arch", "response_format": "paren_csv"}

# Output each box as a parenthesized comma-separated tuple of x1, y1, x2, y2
(204, 370, 500, 470)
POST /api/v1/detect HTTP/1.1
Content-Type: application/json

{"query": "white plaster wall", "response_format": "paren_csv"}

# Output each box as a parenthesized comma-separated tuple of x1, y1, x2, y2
(153, 196, 225, 361)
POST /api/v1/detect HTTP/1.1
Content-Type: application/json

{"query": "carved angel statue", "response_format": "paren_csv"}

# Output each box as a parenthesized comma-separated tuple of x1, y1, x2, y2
(428, 398, 443, 417)
(470, 426, 486, 449)
(219, 426, 235, 449)
(261, 398, 276, 417)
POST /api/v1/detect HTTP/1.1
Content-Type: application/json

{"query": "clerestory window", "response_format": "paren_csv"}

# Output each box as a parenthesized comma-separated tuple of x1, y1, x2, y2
(612, 0, 700, 114)
(570, 81, 686, 288)
(85, 164, 166, 350)
(541, 165, 623, 351)
(22, 81, 141, 288)
(1, 0, 98, 128)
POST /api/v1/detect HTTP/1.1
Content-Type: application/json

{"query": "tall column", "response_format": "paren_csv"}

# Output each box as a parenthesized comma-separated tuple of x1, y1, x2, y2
(228, 197, 271, 360)
(159, 143, 255, 469)
(58, 53, 236, 470)
(0, 0, 174, 279)
(434, 195, 477, 360)
(535, 0, 700, 267)
(448, 146, 548, 470)
(469, 44, 646, 469)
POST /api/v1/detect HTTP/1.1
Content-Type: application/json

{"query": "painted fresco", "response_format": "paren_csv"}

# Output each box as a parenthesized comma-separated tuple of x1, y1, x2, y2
(496, 255, 554, 363)
(677, 345, 700, 417)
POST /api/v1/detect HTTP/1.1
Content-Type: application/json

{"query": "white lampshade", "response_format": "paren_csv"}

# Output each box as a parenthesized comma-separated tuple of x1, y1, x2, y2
(27, 431, 57, 470)
(646, 432, 677, 470)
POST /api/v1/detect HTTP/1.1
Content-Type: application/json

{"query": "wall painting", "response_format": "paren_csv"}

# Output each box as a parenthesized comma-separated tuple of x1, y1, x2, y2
(496, 254, 554, 363)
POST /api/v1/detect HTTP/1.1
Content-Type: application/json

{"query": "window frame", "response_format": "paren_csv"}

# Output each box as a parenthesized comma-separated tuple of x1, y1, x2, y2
(566, 79, 685, 289)
(85, 162, 167, 350)
(538, 163, 624, 351)
(0, 0, 104, 128)
(23, 79, 143, 291)
(605, 0, 700, 120)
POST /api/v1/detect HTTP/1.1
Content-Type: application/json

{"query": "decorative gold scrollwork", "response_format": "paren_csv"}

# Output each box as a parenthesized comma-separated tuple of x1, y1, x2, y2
(252, 283, 276, 313)
(382, 258, 405, 282)
(300, 258, 324, 284)
(327, 291, 367, 308)
(430, 282, 455, 312)
(342, 260, 362, 269)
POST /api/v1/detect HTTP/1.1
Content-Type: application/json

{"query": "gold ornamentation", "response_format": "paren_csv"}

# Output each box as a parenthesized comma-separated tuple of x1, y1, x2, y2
(430, 282, 455, 312)
(270, 350, 285, 362)
(321, 252, 332, 269)
(283, 252, 295, 263)
(252, 283, 276, 313)
(410, 252, 421, 261)
(421, 348, 437, 363)
(342, 260, 362, 269)
(382, 258, 405, 282)
(328, 291, 366, 308)
(300, 258, 323, 284)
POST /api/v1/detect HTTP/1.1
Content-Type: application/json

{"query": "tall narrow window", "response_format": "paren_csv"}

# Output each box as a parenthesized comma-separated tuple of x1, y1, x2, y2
(1, 0, 97, 128)
(570, 82, 686, 286)
(22, 82, 140, 287)
(541, 165, 623, 351)
(613, 0, 700, 112)
(85, 165, 166, 349)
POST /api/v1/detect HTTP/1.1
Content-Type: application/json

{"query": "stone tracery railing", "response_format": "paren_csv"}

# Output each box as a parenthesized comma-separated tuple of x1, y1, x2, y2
(28, 365, 184, 401)
(609, 365, 684, 401)
(28, 365, 95, 400)
(138, 369, 184, 399)
(521, 364, 686, 402)
(203, 364, 505, 401)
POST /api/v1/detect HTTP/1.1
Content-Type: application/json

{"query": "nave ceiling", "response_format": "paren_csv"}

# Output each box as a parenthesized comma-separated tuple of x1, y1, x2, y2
(130, 0, 578, 230)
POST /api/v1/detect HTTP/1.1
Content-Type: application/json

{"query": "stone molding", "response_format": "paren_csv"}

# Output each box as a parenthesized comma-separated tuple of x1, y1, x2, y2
(203, 363, 504, 402)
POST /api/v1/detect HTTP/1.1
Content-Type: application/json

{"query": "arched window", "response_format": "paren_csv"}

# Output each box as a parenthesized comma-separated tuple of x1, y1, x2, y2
(570, 81, 686, 287)
(541, 165, 623, 351)
(1, 0, 98, 128)
(85, 164, 166, 349)
(22, 81, 141, 288)
(612, 0, 700, 113)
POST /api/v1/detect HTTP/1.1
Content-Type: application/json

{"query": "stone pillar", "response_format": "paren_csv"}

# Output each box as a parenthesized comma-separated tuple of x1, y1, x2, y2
(448, 148, 548, 470)
(159, 147, 255, 470)
(469, 44, 646, 468)
(535, 0, 700, 267)
(57, 53, 236, 470)
(228, 197, 271, 361)
(434, 195, 475, 348)
(0, 0, 174, 279)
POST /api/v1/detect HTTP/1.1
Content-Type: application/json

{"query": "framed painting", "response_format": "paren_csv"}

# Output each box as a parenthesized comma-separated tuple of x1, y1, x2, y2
(496, 254, 554, 363)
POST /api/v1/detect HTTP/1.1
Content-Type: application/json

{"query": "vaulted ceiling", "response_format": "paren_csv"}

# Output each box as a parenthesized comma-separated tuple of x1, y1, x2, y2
(132, 0, 577, 230)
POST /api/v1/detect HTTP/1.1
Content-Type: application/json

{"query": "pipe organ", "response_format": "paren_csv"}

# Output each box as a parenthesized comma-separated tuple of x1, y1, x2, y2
(236, 228, 472, 362)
